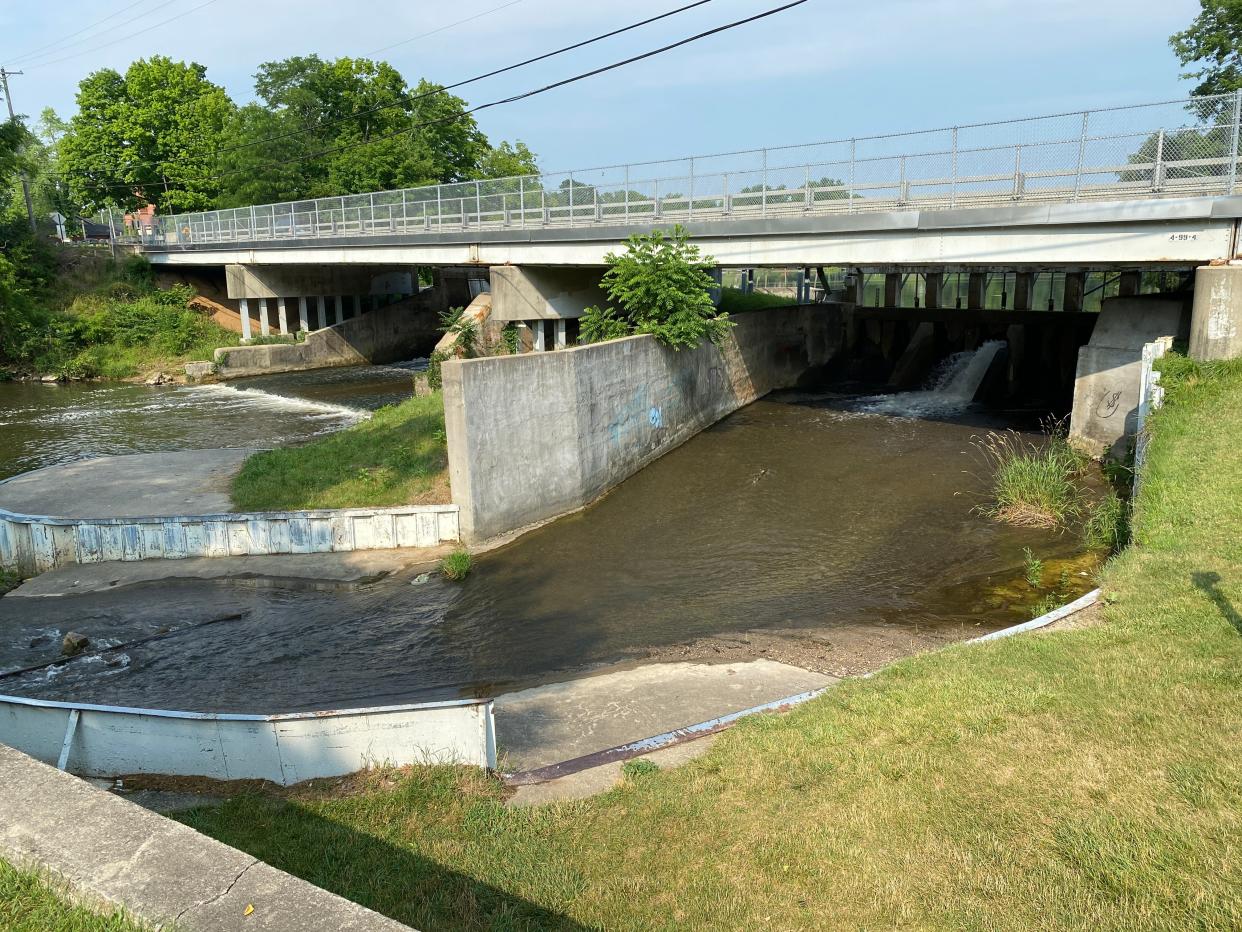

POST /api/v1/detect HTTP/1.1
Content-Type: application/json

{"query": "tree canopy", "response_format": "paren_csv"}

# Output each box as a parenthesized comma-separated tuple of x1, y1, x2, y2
(54, 53, 539, 215)
(1172, 1, 1242, 104)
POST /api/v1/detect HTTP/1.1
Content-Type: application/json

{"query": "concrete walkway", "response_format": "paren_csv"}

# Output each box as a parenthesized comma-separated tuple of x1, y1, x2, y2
(0, 450, 254, 518)
(8, 547, 452, 597)
(0, 743, 411, 931)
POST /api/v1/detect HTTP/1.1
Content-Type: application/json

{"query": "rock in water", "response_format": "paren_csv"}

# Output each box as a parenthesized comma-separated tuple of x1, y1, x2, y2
(61, 631, 90, 656)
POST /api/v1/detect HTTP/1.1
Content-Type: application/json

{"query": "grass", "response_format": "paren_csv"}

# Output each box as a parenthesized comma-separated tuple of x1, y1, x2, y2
(0, 567, 20, 595)
(974, 426, 1088, 529)
(0, 860, 148, 931)
(716, 286, 797, 313)
(440, 549, 473, 581)
(179, 355, 1242, 930)
(230, 393, 450, 511)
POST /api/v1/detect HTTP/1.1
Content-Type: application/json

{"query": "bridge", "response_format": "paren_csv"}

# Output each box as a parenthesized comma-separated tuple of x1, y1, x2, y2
(122, 93, 1242, 364)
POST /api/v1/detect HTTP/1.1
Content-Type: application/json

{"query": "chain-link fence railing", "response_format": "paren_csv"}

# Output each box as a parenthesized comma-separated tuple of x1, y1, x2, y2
(121, 93, 1242, 248)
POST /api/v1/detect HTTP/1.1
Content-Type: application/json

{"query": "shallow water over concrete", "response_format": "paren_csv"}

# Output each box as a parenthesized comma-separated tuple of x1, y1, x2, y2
(0, 393, 1094, 713)
(0, 363, 422, 481)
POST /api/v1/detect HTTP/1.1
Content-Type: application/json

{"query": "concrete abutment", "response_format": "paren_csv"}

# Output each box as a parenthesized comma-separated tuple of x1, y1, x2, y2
(1190, 264, 1242, 361)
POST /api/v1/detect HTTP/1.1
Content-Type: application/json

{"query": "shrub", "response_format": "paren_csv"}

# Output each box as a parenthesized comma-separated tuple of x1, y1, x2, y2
(580, 225, 732, 350)
(440, 549, 473, 582)
(1084, 489, 1129, 552)
(974, 426, 1086, 529)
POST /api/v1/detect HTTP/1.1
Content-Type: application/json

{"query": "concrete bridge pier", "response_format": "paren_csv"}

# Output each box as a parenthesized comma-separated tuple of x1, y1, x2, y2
(1190, 265, 1242, 360)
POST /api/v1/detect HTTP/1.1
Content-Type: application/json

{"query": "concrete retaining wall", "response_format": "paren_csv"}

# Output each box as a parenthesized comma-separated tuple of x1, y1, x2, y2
(443, 306, 840, 542)
(0, 504, 459, 576)
(1, 694, 496, 784)
(211, 295, 440, 379)
(1069, 294, 1187, 458)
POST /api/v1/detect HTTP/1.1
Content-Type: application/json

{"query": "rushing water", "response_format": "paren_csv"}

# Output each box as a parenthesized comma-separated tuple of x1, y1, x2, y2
(0, 383, 1090, 713)
(0, 364, 424, 482)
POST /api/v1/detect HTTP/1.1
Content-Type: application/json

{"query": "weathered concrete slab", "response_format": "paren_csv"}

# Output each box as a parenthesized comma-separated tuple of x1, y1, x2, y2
(1190, 264, 1242, 360)
(493, 659, 834, 772)
(0, 743, 412, 931)
(7, 546, 451, 597)
(0, 450, 254, 519)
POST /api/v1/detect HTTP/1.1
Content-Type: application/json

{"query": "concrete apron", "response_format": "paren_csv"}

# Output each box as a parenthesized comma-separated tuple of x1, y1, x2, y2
(503, 591, 1103, 806)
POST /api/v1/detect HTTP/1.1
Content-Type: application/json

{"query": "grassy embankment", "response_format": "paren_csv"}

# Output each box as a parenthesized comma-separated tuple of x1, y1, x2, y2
(716, 285, 796, 313)
(0, 861, 146, 932)
(1, 250, 244, 381)
(230, 392, 450, 511)
(180, 355, 1242, 929)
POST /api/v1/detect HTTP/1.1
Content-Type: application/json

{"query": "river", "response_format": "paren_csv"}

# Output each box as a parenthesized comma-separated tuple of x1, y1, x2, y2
(0, 367, 1096, 713)
(0, 363, 424, 481)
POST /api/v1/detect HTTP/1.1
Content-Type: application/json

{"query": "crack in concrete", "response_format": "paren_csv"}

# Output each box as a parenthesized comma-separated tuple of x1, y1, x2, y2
(172, 857, 259, 926)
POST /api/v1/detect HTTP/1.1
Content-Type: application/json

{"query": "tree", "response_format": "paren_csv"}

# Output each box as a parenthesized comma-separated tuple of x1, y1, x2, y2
(1171, 1, 1242, 105)
(580, 225, 731, 350)
(59, 56, 233, 213)
(217, 56, 539, 205)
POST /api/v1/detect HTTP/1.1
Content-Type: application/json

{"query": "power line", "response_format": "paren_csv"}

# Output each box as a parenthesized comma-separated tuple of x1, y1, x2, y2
(217, 0, 717, 158)
(21, 0, 221, 71)
(61, 0, 809, 195)
(365, 0, 528, 56)
(4, 0, 174, 68)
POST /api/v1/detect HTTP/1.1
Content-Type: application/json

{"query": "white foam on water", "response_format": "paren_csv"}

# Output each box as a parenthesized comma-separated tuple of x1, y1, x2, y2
(856, 340, 1007, 419)
(181, 383, 371, 423)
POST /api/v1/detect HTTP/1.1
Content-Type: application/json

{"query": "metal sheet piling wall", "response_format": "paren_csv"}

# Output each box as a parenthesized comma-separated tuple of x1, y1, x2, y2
(0, 503, 460, 576)
(0, 695, 497, 784)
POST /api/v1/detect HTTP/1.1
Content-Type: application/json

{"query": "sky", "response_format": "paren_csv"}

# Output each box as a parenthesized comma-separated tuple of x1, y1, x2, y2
(0, 0, 1206, 174)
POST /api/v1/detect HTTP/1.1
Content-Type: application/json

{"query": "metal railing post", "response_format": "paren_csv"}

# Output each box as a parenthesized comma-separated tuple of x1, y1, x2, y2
(475, 180, 482, 224)
(1230, 88, 1242, 193)
(624, 164, 630, 223)
(688, 157, 695, 220)
(949, 127, 958, 208)
(804, 164, 811, 211)
(848, 138, 856, 212)
(1154, 129, 1165, 191)
(568, 172, 574, 225)
(761, 148, 768, 217)
(519, 177, 525, 227)
(1073, 111, 1089, 200)
(436, 187, 442, 231)
(1013, 144, 1023, 199)
(722, 172, 730, 215)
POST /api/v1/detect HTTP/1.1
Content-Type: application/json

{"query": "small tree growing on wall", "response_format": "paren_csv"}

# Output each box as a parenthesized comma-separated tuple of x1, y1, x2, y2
(580, 225, 731, 350)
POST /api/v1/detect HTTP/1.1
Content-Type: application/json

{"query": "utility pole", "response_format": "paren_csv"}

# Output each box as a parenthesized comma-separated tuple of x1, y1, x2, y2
(0, 68, 37, 233)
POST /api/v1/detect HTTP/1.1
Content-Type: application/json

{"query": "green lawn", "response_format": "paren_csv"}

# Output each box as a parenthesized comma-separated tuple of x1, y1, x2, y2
(183, 356, 1242, 930)
(0, 861, 147, 932)
(230, 393, 450, 511)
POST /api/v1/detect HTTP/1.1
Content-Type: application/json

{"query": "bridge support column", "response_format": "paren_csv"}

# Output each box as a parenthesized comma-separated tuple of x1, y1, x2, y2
(884, 273, 901, 308)
(317, 296, 327, 330)
(276, 297, 289, 335)
(1119, 270, 1141, 297)
(258, 298, 271, 337)
(532, 321, 546, 352)
(297, 297, 309, 332)
(334, 296, 344, 326)
(967, 272, 985, 310)
(239, 298, 252, 341)
(924, 273, 942, 309)
(1014, 272, 1032, 311)
(1064, 272, 1085, 312)
(554, 320, 567, 350)
(1190, 265, 1242, 360)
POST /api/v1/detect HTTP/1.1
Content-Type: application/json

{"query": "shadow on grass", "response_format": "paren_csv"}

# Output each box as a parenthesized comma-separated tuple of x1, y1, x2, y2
(1191, 571, 1242, 635)
(179, 790, 593, 932)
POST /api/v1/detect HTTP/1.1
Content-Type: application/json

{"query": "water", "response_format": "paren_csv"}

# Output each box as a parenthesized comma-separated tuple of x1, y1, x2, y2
(0, 391, 1090, 713)
(0, 363, 423, 481)
(856, 340, 1008, 419)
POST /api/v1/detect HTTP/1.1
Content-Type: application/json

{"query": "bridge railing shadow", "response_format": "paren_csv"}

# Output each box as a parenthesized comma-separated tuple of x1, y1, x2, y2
(1191, 571, 1242, 635)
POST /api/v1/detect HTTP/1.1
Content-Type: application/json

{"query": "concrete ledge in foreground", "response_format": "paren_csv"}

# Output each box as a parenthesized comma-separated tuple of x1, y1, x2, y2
(0, 743, 413, 931)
